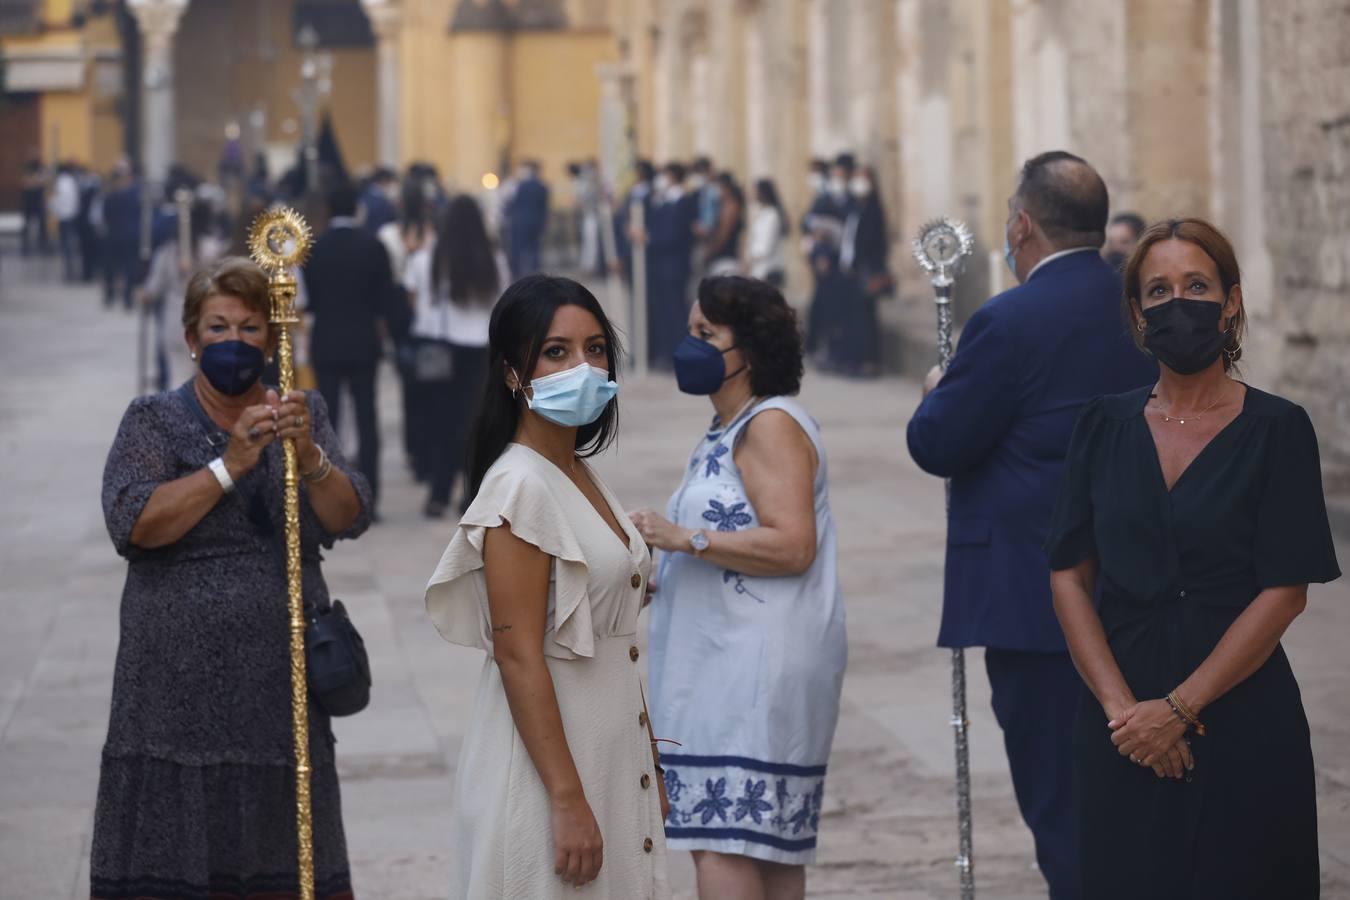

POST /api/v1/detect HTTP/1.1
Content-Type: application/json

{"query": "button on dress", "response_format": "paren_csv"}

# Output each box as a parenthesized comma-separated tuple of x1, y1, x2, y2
(1046, 385, 1340, 899)
(425, 444, 670, 899)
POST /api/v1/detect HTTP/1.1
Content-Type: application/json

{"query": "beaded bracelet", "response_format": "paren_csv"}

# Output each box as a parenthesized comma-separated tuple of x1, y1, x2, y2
(1165, 691, 1207, 736)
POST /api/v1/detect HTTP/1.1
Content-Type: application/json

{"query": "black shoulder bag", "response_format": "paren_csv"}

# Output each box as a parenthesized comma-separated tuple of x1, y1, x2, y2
(176, 383, 371, 717)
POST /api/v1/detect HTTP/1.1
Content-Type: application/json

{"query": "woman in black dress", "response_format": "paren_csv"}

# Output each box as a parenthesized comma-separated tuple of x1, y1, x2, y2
(1046, 218, 1340, 899)
(93, 257, 371, 899)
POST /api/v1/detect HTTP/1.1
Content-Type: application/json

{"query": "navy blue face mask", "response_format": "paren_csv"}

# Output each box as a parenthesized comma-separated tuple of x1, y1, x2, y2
(673, 335, 745, 395)
(199, 340, 265, 396)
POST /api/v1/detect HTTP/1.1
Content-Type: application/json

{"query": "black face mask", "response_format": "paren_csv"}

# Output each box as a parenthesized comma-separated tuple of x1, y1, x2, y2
(199, 340, 265, 395)
(1142, 298, 1228, 375)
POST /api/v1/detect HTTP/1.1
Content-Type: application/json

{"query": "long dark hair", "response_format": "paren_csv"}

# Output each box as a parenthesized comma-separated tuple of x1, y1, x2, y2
(755, 177, 788, 236)
(466, 275, 623, 500)
(432, 194, 500, 306)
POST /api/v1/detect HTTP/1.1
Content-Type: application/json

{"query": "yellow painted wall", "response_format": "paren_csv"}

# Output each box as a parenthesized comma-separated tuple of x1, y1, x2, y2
(40, 91, 93, 163)
(174, 0, 377, 180)
(399, 9, 615, 201)
(451, 32, 510, 189)
(511, 31, 616, 188)
(398, 0, 459, 185)
(42, 0, 73, 25)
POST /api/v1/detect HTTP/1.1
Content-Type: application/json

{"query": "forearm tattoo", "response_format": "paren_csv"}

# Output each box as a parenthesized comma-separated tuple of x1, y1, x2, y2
(492, 624, 513, 634)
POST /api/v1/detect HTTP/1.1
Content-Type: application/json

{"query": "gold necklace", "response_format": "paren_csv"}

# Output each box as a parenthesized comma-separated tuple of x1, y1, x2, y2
(1150, 388, 1226, 425)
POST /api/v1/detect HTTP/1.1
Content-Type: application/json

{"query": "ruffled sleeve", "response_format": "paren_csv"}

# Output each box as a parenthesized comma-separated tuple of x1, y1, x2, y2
(424, 452, 596, 659)
(1253, 404, 1342, 589)
(1045, 397, 1104, 570)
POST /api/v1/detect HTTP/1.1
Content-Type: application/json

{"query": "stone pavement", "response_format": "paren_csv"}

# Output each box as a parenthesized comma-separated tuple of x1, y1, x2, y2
(1, 259, 1348, 899)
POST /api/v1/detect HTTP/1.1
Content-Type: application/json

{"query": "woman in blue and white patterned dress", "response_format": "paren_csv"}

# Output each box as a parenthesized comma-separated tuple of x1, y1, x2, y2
(630, 276, 847, 900)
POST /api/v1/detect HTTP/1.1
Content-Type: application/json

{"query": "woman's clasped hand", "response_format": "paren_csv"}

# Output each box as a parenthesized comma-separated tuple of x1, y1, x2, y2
(1108, 699, 1194, 779)
(221, 389, 320, 479)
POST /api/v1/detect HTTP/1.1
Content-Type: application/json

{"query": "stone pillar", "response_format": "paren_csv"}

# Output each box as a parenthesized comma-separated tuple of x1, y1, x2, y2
(127, 0, 187, 183)
(807, 0, 848, 155)
(450, 31, 510, 187)
(1009, 0, 1070, 164)
(362, 0, 403, 169)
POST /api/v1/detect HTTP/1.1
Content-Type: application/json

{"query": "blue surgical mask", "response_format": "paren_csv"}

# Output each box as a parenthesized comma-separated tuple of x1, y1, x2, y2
(1003, 232, 1018, 281)
(673, 335, 743, 395)
(199, 340, 265, 396)
(519, 362, 617, 427)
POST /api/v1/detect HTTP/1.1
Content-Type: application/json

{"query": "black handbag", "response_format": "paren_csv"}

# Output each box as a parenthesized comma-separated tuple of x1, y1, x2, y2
(305, 599, 371, 717)
(176, 382, 372, 716)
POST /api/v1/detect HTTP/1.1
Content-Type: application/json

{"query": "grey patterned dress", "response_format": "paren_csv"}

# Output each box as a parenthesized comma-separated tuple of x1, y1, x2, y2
(92, 382, 371, 900)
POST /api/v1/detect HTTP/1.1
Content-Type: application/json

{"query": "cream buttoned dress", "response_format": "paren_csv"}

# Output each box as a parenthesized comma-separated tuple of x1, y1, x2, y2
(426, 443, 671, 899)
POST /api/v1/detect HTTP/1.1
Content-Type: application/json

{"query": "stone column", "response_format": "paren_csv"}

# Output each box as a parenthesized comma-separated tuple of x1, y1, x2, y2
(362, 0, 403, 169)
(127, 0, 187, 183)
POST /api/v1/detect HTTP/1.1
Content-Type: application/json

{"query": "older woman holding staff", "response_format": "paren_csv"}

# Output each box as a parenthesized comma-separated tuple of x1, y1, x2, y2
(631, 276, 847, 900)
(93, 256, 370, 900)
(1046, 218, 1340, 899)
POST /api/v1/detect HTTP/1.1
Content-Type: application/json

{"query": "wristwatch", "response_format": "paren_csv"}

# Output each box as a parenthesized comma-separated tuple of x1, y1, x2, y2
(689, 529, 710, 556)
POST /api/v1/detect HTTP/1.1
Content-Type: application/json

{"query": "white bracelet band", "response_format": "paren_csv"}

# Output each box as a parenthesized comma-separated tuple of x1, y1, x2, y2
(208, 457, 235, 494)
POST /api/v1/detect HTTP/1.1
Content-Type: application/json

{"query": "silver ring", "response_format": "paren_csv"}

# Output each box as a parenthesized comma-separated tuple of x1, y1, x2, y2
(294, 416, 304, 428)
(247, 428, 260, 441)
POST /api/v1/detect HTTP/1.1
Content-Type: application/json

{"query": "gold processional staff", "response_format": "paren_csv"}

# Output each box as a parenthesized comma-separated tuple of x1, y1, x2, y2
(247, 207, 317, 900)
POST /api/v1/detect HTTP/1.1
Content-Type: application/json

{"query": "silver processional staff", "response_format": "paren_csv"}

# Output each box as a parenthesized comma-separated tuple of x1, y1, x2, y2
(912, 216, 977, 899)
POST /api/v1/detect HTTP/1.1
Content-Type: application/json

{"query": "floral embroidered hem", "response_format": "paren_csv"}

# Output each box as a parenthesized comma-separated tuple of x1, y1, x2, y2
(661, 754, 827, 864)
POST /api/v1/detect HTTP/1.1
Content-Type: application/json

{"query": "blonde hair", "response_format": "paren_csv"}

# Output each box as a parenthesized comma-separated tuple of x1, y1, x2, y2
(181, 256, 270, 338)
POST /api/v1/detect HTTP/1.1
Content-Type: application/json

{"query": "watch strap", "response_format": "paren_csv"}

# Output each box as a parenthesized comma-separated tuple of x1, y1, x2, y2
(208, 457, 235, 494)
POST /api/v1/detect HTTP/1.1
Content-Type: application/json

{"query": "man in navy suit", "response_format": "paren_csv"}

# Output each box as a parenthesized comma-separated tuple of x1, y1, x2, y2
(906, 151, 1156, 899)
(507, 160, 550, 278)
(645, 162, 698, 369)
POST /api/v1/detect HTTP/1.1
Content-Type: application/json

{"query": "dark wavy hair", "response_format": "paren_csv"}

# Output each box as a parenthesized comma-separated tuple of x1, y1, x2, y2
(697, 276, 803, 397)
(466, 275, 623, 500)
(433, 194, 500, 306)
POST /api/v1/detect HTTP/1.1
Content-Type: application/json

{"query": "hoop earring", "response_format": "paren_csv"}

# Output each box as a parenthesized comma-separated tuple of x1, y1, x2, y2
(1136, 320, 1145, 333)
(1224, 340, 1243, 362)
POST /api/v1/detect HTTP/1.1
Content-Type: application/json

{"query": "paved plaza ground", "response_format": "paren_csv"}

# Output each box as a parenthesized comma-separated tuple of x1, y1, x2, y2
(2, 257, 1349, 898)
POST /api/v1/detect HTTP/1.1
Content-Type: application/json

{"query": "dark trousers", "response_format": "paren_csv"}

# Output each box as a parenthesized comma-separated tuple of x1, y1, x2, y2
(510, 238, 542, 279)
(830, 275, 881, 372)
(314, 363, 380, 508)
(985, 648, 1082, 900)
(103, 243, 139, 309)
(646, 270, 689, 371)
(421, 344, 489, 508)
(57, 219, 80, 281)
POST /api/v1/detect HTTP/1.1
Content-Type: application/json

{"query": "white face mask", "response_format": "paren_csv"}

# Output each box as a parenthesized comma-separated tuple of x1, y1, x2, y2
(688, 173, 707, 190)
(849, 177, 871, 198)
(828, 177, 847, 198)
(653, 174, 671, 194)
(807, 172, 826, 193)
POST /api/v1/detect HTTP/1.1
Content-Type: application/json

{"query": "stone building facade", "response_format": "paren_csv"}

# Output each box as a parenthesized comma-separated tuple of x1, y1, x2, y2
(4, 0, 1346, 485)
(608, 0, 1350, 489)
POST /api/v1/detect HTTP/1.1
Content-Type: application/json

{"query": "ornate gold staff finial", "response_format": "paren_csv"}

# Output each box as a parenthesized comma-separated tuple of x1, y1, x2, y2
(247, 206, 316, 900)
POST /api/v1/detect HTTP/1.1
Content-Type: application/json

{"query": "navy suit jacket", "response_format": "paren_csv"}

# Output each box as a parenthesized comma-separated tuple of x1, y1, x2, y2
(509, 178, 550, 240)
(907, 250, 1157, 652)
(646, 192, 697, 282)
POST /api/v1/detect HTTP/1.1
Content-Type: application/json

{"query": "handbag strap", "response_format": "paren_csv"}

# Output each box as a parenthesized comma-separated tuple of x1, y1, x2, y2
(175, 381, 228, 449)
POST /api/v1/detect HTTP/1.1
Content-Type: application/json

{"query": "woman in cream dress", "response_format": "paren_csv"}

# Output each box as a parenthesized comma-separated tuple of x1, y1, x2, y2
(425, 275, 670, 898)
